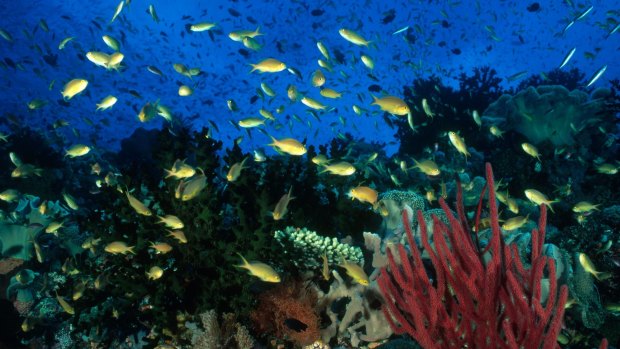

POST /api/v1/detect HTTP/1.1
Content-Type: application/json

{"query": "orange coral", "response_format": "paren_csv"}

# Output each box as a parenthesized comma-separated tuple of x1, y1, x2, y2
(251, 279, 320, 346)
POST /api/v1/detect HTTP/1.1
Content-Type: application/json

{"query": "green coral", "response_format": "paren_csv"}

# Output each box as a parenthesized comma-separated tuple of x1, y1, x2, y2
(568, 253, 605, 329)
(483, 85, 607, 146)
(274, 226, 364, 268)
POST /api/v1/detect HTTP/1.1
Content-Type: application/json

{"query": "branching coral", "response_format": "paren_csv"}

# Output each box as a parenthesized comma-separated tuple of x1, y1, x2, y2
(188, 309, 255, 349)
(378, 163, 569, 348)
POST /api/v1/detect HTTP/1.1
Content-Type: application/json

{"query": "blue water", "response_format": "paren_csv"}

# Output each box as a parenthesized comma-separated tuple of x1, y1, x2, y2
(1, 0, 616, 154)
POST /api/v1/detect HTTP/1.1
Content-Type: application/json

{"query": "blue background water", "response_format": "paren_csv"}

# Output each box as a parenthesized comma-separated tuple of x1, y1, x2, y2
(0, 0, 617, 155)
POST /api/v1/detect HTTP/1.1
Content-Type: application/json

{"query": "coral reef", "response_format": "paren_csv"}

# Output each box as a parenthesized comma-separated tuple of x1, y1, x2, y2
(251, 279, 320, 346)
(378, 164, 568, 348)
(483, 85, 607, 146)
(316, 270, 392, 347)
(274, 226, 364, 269)
(186, 309, 255, 349)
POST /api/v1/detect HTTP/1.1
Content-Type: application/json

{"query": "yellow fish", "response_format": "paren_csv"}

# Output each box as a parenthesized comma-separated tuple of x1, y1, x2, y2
(572, 201, 600, 213)
(238, 117, 265, 128)
(164, 159, 195, 179)
(55, 292, 75, 315)
(311, 69, 326, 87)
(126, 190, 152, 216)
(524, 189, 558, 212)
(268, 136, 307, 156)
(422, 98, 434, 118)
(156, 215, 184, 229)
(521, 143, 541, 162)
(102, 35, 121, 51)
(65, 144, 91, 158)
(150, 242, 173, 254)
(273, 186, 294, 220)
(339, 28, 371, 46)
(167, 230, 187, 243)
(301, 96, 327, 110)
(104, 241, 135, 255)
(412, 159, 440, 176)
(578, 253, 604, 280)
(250, 58, 286, 73)
(226, 157, 248, 182)
(347, 186, 378, 206)
(320, 162, 356, 176)
(190, 22, 216, 32)
(228, 27, 262, 42)
(178, 85, 193, 96)
(236, 253, 281, 282)
(146, 266, 164, 280)
(320, 87, 342, 99)
(96, 95, 118, 111)
(340, 257, 369, 286)
(181, 173, 207, 201)
(371, 95, 409, 116)
(501, 215, 529, 231)
(448, 131, 470, 157)
(61, 79, 88, 100)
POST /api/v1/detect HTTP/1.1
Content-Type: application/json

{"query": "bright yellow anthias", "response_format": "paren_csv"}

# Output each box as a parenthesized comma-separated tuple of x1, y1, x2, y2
(235, 253, 281, 282)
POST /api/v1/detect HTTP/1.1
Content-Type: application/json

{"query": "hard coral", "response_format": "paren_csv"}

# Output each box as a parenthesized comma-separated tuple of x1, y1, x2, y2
(251, 279, 320, 346)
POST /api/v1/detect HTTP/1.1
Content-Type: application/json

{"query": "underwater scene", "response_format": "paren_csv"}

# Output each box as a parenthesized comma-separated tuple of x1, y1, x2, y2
(0, 0, 619, 348)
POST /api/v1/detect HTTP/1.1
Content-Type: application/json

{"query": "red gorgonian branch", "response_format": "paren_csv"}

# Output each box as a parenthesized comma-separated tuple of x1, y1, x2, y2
(377, 163, 569, 349)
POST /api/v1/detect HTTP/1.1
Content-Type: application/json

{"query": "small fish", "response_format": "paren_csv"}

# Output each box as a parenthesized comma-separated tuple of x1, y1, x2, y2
(448, 132, 470, 157)
(110, 0, 124, 23)
(167, 230, 187, 243)
(126, 190, 152, 216)
(558, 47, 576, 69)
(147, 4, 159, 23)
(58, 37, 75, 50)
(190, 22, 216, 32)
(507, 70, 528, 82)
(62, 192, 79, 210)
(339, 28, 371, 46)
(55, 292, 75, 315)
(392, 26, 410, 35)
(578, 253, 604, 280)
(320, 161, 356, 176)
(65, 144, 91, 158)
(181, 173, 207, 201)
(501, 215, 529, 231)
(104, 241, 135, 255)
(348, 186, 378, 206)
(146, 266, 164, 280)
(268, 136, 307, 156)
(273, 186, 294, 220)
(585, 65, 607, 87)
(339, 257, 369, 286)
(574, 5, 593, 21)
(521, 143, 541, 162)
(235, 253, 281, 282)
(156, 215, 184, 229)
(61, 79, 88, 100)
(572, 201, 600, 213)
(250, 58, 286, 73)
(150, 242, 173, 254)
(524, 189, 558, 212)
(226, 157, 248, 182)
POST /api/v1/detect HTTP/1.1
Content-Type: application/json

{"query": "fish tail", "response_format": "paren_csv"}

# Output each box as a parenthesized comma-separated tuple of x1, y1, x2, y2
(235, 253, 249, 268)
(128, 246, 136, 255)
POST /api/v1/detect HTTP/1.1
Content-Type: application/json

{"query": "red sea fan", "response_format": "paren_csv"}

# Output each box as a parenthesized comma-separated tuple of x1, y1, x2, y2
(378, 163, 568, 349)
(250, 279, 320, 346)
